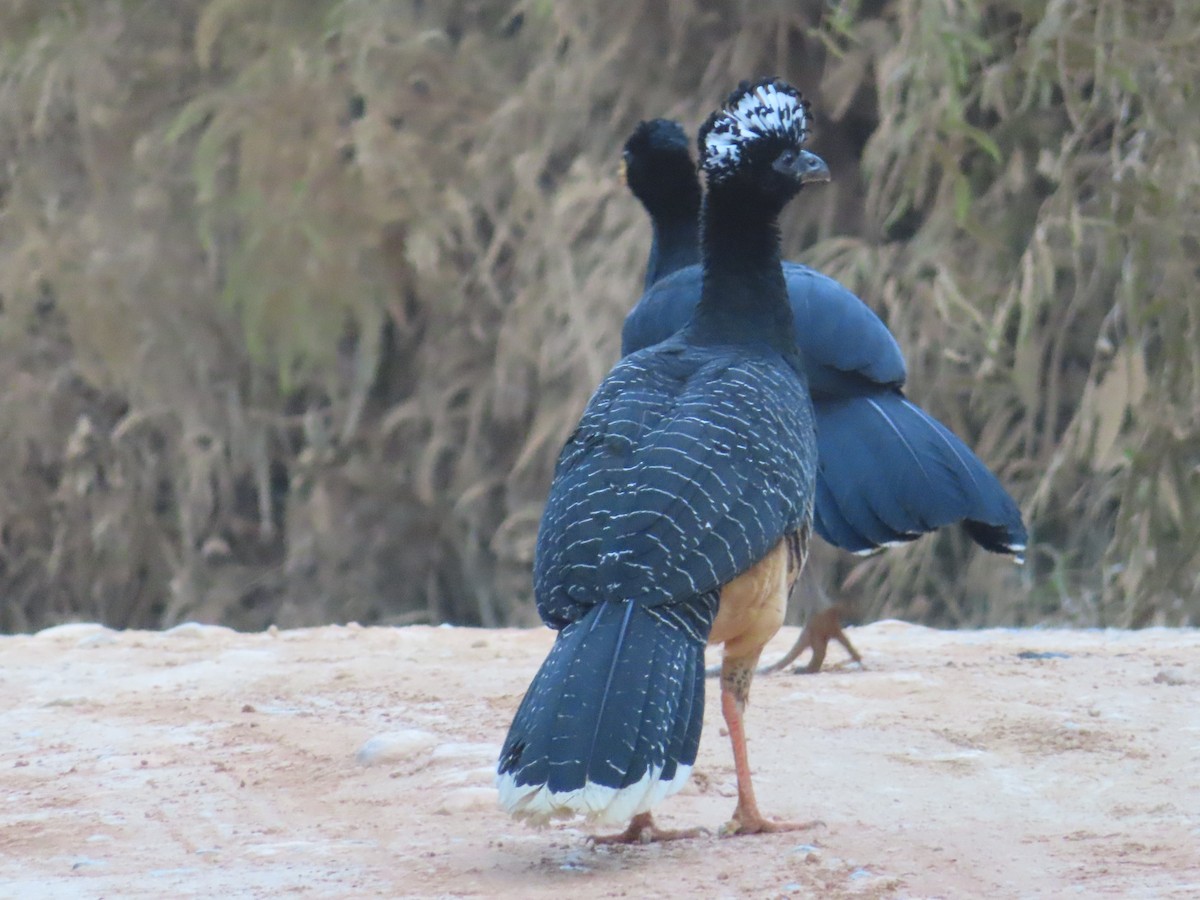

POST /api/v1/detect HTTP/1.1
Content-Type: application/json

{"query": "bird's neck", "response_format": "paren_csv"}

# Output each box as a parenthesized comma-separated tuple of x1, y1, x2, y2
(645, 208, 701, 289)
(691, 187, 793, 349)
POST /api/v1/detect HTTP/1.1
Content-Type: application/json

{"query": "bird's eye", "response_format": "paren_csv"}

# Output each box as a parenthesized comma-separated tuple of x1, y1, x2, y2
(777, 149, 796, 167)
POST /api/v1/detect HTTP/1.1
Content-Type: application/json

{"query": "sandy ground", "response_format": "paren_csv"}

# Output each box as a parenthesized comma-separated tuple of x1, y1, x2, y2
(2, 620, 1198, 899)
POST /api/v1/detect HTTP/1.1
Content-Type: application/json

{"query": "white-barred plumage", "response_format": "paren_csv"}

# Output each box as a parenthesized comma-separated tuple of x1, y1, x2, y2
(701, 79, 811, 180)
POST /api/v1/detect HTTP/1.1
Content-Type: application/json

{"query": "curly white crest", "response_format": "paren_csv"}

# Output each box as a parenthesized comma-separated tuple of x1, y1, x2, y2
(702, 80, 810, 179)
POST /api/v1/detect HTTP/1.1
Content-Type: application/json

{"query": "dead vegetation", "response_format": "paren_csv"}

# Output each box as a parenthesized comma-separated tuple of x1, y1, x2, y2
(0, 0, 1196, 633)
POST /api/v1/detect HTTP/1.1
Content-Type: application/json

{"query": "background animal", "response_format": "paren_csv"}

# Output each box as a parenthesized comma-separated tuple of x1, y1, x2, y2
(619, 117, 1027, 673)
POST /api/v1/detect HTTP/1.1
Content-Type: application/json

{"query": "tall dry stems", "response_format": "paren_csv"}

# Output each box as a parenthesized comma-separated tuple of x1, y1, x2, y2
(0, 0, 1195, 632)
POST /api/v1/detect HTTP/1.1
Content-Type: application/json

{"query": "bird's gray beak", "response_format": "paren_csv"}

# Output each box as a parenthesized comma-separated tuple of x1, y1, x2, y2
(791, 149, 831, 185)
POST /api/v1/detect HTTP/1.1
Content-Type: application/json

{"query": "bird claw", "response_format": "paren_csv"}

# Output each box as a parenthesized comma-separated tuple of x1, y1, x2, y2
(589, 814, 709, 845)
(719, 816, 823, 838)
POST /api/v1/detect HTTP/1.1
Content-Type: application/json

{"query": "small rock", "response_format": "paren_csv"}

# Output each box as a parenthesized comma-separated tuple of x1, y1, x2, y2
(36, 623, 112, 641)
(428, 742, 497, 763)
(355, 729, 439, 767)
(165, 622, 232, 639)
(431, 764, 498, 788)
(559, 849, 590, 872)
(436, 786, 497, 814)
(1016, 651, 1070, 660)
(1153, 668, 1187, 686)
(77, 630, 120, 649)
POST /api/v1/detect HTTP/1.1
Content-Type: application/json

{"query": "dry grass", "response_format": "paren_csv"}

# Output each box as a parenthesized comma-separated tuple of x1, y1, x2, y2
(0, 0, 1195, 633)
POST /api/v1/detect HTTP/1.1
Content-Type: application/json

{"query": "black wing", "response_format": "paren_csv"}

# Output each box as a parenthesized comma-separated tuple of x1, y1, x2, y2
(813, 391, 1028, 558)
(621, 261, 906, 397)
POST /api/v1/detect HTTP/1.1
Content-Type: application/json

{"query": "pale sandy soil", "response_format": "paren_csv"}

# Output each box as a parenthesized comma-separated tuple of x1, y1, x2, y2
(2, 620, 1198, 899)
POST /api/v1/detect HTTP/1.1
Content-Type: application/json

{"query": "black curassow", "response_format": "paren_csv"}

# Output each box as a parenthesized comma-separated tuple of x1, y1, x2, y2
(497, 79, 830, 840)
(620, 118, 1028, 673)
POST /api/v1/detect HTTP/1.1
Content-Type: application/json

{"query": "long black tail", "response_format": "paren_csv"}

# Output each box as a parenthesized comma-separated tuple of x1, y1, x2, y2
(813, 391, 1027, 560)
(497, 596, 712, 826)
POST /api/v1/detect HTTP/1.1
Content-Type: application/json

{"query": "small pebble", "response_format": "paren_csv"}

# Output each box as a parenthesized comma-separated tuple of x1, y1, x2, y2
(165, 622, 232, 639)
(77, 631, 120, 649)
(355, 729, 438, 766)
(436, 786, 497, 814)
(428, 742, 497, 763)
(1153, 668, 1187, 686)
(561, 849, 588, 870)
(35, 623, 112, 641)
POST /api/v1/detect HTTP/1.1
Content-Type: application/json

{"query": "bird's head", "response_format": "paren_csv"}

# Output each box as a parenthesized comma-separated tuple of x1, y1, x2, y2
(621, 118, 701, 215)
(698, 78, 830, 207)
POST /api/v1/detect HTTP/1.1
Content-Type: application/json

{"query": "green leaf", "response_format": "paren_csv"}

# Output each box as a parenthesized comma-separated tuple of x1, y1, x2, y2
(961, 123, 1003, 163)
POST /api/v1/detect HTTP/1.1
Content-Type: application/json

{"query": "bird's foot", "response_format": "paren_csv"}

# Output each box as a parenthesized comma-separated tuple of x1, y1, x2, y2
(755, 658, 790, 676)
(808, 659, 864, 675)
(719, 813, 823, 838)
(788, 658, 823, 675)
(590, 812, 708, 845)
(756, 656, 820, 676)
